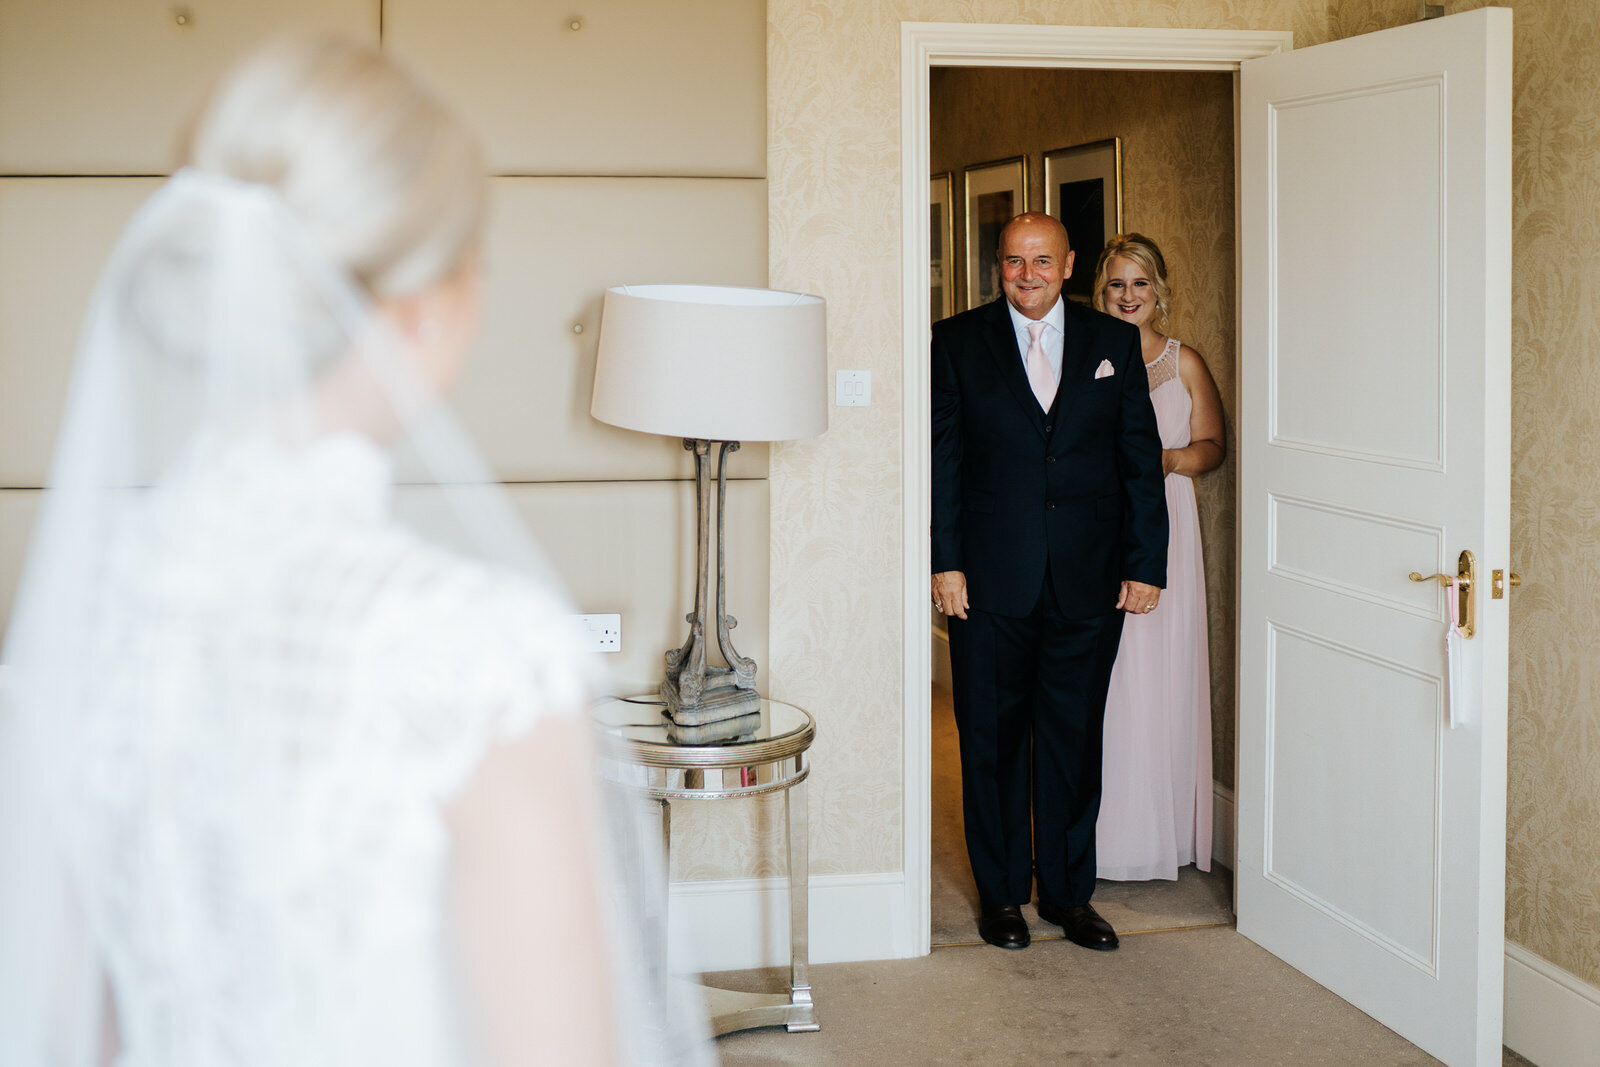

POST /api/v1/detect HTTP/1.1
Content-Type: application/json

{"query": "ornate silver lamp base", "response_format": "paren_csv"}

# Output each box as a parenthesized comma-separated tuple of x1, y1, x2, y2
(663, 668, 758, 723)
(663, 439, 760, 725)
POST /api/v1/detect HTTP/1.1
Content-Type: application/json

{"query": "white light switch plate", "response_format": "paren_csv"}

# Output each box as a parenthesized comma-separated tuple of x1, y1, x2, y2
(836, 370, 871, 406)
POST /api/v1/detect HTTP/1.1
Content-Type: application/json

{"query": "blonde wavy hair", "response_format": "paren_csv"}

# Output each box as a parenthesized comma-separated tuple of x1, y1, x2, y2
(184, 35, 486, 300)
(1092, 233, 1173, 334)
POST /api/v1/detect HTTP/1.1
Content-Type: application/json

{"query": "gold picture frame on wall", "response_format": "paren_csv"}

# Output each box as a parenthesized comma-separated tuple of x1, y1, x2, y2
(930, 172, 955, 323)
(963, 155, 1028, 310)
(1044, 138, 1123, 304)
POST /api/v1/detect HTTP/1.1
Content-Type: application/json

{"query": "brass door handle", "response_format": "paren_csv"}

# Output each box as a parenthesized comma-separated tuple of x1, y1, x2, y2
(1408, 549, 1476, 638)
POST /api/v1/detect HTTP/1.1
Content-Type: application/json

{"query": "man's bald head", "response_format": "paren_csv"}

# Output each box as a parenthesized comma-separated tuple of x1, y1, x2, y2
(997, 212, 1073, 319)
(998, 212, 1070, 255)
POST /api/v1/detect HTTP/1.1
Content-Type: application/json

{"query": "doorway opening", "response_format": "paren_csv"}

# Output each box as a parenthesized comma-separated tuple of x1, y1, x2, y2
(926, 60, 1237, 945)
(896, 23, 1293, 957)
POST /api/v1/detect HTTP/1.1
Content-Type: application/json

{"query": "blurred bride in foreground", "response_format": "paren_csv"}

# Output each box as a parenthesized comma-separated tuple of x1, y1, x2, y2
(0, 36, 707, 1067)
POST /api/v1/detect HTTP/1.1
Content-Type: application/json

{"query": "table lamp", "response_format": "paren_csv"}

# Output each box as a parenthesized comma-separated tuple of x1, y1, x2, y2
(591, 284, 827, 727)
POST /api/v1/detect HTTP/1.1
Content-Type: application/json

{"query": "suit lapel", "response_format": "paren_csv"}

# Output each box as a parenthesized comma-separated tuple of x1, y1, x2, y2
(982, 299, 1047, 435)
(1051, 302, 1095, 419)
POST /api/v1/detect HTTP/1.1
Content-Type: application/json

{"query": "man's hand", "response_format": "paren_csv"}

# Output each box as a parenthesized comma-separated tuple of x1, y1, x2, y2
(1116, 580, 1161, 615)
(932, 571, 969, 620)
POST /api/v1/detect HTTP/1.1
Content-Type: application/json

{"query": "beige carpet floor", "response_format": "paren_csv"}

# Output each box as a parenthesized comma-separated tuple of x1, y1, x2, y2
(705, 687, 1531, 1065)
(711, 927, 1447, 1065)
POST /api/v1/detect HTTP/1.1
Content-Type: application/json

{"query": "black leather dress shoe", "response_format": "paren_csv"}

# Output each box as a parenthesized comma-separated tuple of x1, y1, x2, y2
(1036, 900, 1119, 951)
(977, 903, 1030, 949)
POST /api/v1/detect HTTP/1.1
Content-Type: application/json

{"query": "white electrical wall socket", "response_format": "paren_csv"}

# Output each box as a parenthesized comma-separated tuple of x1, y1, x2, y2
(836, 369, 871, 406)
(572, 613, 621, 653)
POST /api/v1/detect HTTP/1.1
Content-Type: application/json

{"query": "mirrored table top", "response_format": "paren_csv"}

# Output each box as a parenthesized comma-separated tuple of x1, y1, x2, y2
(592, 696, 815, 771)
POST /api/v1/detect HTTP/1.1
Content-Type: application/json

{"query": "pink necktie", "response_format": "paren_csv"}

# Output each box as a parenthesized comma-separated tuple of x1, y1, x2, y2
(1025, 320, 1055, 411)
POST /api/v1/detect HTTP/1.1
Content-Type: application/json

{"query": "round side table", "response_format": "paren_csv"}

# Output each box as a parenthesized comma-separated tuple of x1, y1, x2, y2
(592, 696, 820, 1036)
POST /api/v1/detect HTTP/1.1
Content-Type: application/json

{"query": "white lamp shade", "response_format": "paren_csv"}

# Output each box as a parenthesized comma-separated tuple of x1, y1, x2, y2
(591, 284, 828, 442)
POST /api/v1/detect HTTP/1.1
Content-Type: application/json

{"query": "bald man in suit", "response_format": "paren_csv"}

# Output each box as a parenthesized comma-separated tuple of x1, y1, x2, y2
(931, 213, 1167, 951)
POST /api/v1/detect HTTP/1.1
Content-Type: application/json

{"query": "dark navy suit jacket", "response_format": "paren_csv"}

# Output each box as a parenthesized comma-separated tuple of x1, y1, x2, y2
(931, 297, 1168, 619)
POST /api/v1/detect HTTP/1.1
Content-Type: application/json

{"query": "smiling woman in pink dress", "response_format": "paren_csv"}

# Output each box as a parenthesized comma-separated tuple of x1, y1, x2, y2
(1092, 234, 1226, 881)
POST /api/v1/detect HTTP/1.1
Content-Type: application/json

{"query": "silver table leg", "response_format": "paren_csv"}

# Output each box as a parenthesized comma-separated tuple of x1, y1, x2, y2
(782, 777, 819, 1031)
(700, 778, 820, 1035)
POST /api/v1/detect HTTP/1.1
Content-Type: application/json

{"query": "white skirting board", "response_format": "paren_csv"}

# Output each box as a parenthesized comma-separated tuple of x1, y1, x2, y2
(667, 871, 911, 973)
(1505, 941, 1600, 1067)
(1212, 780, 1236, 871)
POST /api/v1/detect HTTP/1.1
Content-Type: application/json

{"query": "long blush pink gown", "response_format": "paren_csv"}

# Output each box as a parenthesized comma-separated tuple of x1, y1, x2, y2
(1096, 337, 1213, 881)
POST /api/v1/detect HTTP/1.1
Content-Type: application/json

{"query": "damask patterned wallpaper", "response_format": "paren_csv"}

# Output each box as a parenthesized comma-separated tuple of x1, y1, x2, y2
(769, 0, 1600, 988)
(930, 65, 1239, 789)
(1322, 0, 1600, 992)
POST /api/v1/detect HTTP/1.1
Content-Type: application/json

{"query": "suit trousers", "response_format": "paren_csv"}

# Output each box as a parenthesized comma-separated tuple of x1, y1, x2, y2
(948, 570, 1125, 908)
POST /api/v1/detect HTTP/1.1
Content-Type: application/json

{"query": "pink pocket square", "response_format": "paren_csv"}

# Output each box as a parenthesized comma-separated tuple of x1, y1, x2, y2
(1094, 359, 1115, 379)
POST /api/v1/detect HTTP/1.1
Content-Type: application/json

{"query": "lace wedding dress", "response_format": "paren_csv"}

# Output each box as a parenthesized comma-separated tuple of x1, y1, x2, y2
(71, 433, 589, 1065)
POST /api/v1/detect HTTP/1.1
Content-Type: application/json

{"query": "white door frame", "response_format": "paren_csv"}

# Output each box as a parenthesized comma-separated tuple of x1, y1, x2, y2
(897, 22, 1292, 957)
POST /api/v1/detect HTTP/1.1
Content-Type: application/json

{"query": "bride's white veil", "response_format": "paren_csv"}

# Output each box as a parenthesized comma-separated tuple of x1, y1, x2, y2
(0, 36, 706, 1067)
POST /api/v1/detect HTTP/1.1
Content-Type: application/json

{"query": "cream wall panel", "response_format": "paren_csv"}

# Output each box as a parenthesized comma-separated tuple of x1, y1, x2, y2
(458, 177, 770, 483)
(385, 0, 765, 178)
(0, 175, 773, 488)
(0, 1, 377, 174)
(499, 479, 769, 704)
(0, 179, 162, 487)
(0, 491, 42, 647)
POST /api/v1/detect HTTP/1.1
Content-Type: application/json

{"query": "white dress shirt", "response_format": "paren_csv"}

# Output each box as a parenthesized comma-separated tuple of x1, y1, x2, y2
(1006, 296, 1066, 382)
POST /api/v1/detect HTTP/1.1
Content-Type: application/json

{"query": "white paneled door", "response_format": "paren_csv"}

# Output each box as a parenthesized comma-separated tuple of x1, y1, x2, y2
(1237, 9, 1511, 1067)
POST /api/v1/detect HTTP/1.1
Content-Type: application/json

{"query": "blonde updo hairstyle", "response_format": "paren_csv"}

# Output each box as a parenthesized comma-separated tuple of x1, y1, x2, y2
(185, 35, 486, 301)
(1092, 233, 1173, 335)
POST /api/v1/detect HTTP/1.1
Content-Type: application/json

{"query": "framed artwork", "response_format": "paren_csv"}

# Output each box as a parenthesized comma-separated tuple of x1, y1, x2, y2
(1043, 138, 1124, 304)
(930, 172, 955, 323)
(962, 155, 1028, 310)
